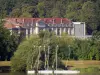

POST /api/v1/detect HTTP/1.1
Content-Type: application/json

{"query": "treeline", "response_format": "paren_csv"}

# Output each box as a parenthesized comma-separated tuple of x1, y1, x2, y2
(11, 31, 100, 71)
(0, 0, 100, 61)
(0, 0, 100, 34)
(0, 22, 22, 61)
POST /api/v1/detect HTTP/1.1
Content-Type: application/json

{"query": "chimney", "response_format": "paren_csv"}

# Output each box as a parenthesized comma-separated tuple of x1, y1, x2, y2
(23, 18, 25, 24)
(32, 18, 34, 25)
(15, 18, 17, 23)
(61, 18, 63, 24)
(53, 19, 55, 24)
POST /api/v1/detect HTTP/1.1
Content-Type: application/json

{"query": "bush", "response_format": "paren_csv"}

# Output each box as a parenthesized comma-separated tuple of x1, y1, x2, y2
(86, 67, 100, 73)
(11, 36, 40, 71)
(74, 67, 100, 73)
(11, 31, 71, 72)
(11, 56, 26, 72)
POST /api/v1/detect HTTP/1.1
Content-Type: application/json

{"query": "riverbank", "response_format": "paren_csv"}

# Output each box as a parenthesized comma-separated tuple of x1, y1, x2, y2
(62, 60, 100, 73)
(0, 61, 10, 66)
(62, 60, 100, 69)
(0, 61, 11, 72)
(0, 60, 100, 72)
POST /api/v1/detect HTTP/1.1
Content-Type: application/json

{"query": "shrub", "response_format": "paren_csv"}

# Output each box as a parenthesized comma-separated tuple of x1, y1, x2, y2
(11, 56, 26, 72)
(74, 67, 100, 73)
(86, 67, 100, 73)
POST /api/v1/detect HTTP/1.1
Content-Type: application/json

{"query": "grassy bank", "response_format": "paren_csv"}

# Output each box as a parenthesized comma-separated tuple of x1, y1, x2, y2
(62, 60, 100, 69)
(0, 60, 100, 72)
(62, 60, 100, 73)
(74, 67, 100, 73)
(0, 61, 11, 72)
(0, 60, 100, 68)
(0, 61, 11, 66)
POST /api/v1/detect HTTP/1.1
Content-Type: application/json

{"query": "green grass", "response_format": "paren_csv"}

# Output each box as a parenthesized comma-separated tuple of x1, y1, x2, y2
(73, 67, 100, 73)
(0, 60, 100, 69)
(0, 61, 11, 66)
(62, 60, 100, 69)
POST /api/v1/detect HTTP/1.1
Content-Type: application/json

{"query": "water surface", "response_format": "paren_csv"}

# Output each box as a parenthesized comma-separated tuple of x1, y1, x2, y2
(0, 72, 100, 75)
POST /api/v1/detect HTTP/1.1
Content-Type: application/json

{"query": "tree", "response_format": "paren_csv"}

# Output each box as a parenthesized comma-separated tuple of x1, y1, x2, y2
(73, 39, 92, 60)
(7, 33, 19, 60)
(51, 1, 66, 17)
(92, 30, 100, 41)
(80, 1, 97, 34)
(11, 35, 41, 71)
(10, 8, 21, 17)
(0, 24, 10, 60)
(37, 2, 45, 18)
(11, 31, 68, 71)
(57, 34, 74, 59)
(65, 1, 82, 21)
(95, 0, 100, 31)
(0, 21, 19, 61)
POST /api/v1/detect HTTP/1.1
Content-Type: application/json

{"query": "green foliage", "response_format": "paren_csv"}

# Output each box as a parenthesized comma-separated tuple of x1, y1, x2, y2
(11, 31, 100, 71)
(81, 1, 97, 32)
(0, 24, 10, 60)
(65, 1, 82, 21)
(0, 0, 99, 29)
(21, 4, 34, 17)
(37, 2, 45, 18)
(86, 67, 100, 73)
(57, 34, 74, 60)
(74, 67, 100, 73)
(92, 30, 100, 41)
(73, 39, 91, 60)
(11, 31, 73, 71)
(11, 35, 40, 71)
(0, 20, 19, 61)
(10, 8, 21, 17)
(1, 0, 100, 34)
(2, 0, 100, 70)
(73, 38, 100, 60)
(11, 56, 26, 72)
(0, 21, 19, 61)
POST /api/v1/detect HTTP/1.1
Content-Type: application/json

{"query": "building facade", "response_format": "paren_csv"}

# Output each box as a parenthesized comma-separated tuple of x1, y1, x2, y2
(4, 18, 86, 38)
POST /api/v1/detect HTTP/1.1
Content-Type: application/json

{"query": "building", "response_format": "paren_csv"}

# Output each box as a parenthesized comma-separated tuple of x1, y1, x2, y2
(4, 18, 86, 38)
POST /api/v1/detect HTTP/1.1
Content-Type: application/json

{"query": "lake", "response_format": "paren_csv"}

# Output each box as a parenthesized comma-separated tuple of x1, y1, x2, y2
(0, 72, 100, 75)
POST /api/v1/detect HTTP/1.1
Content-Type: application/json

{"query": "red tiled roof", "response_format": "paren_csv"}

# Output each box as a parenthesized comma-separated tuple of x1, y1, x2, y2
(5, 18, 72, 28)
(4, 21, 23, 29)
(4, 22, 16, 29)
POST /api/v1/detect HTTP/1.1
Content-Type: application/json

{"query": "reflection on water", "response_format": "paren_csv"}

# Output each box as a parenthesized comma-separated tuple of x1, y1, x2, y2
(0, 72, 26, 75)
(79, 73, 100, 75)
(10, 72, 27, 75)
(0, 72, 100, 75)
(0, 73, 9, 75)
